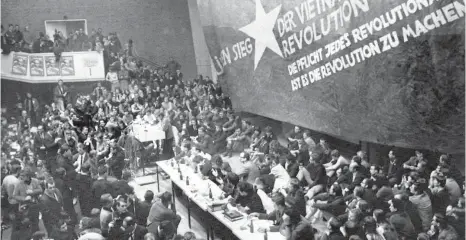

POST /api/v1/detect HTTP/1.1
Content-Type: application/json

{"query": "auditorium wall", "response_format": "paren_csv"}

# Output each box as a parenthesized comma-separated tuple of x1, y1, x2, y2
(1, 0, 197, 79)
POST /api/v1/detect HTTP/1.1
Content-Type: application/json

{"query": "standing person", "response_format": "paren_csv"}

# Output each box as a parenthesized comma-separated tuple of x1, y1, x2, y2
(76, 164, 93, 217)
(53, 79, 69, 112)
(147, 192, 181, 239)
(91, 166, 114, 210)
(106, 69, 119, 93)
(23, 92, 39, 125)
(44, 126, 61, 173)
(105, 145, 125, 179)
(39, 179, 65, 236)
(134, 190, 154, 226)
(53, 168, 77, 224)
(409, 181, 433, 231)
(12, 168, 43, 234)
(165, 57, 180, 77)
(1, 164, 21, 227)
(123, 216, 148, 240)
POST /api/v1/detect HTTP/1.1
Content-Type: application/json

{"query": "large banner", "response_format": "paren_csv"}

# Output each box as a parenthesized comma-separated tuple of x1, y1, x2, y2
(198, 0, 465, 153)
(1, 51, 105, 82)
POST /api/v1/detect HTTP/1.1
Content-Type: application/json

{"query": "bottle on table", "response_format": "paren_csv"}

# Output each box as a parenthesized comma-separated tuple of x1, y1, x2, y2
(263, 229, 268, 240)
(208, 185, 213, 199)
(186, 176, 190, 185)
(250, 219, 254, 233)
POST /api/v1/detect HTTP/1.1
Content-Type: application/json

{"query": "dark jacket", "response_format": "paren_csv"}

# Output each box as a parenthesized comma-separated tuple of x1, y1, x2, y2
(91, 178, 114, 209)
(76, 173, 93, 216)
(235, 192, 265, 214)
(39, 189, 64, 224)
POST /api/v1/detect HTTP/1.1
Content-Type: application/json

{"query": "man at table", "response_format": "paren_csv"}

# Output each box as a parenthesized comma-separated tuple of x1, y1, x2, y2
(147, 191, 181, 239)
(233, 181, 265, 214)
(249, 192, 286, 232)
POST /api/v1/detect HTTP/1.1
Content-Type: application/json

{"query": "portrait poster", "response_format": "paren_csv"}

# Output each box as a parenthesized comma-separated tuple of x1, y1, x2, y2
(29, 56, 45, 76)
(45, 56, 60, 76)
(11, 54, 28, 75)
(60, 56, 75, 76)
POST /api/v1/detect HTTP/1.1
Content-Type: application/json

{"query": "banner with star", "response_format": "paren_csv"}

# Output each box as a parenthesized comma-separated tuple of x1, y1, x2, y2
(198, 0, 465, 153)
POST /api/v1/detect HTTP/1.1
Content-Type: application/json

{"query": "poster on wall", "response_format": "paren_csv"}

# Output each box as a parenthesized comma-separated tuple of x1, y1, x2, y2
(11, 54, 28, 75)
(29, 56, 45, 76)
(45, 56, 60, 76)
(60, 56, 75, 76)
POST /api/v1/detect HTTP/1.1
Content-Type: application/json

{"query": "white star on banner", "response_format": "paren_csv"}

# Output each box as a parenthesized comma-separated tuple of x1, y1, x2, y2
(239, 0, 283, 70)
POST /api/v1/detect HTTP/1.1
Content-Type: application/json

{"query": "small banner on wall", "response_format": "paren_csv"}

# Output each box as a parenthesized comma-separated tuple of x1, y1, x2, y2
(44, 56, 60, 76)
(29, 56, 45, 76)
(60, 56, 75, 76)
(11, 54, 28, 75)
(2, 51, 105, 83)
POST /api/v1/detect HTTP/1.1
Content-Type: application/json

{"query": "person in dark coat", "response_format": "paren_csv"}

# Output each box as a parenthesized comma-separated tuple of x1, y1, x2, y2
(91, 166, 114, 209)
(133, 190, 154, 226)
(211, 123, 228, 154)
(111, 170, 134, 198)
(105, 145, 125, 180)
(234, 181, 265, 214)
(39, 179, 65, 236)
(147, 192, 181, 239)
(123, 216, 148, 240)
(76, 164, 94, 217)
(53, 168, 77, 224)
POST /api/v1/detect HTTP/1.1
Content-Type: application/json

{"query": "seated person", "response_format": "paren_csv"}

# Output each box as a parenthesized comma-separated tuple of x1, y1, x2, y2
(233, 181, 265, 214)
(224, 128, 248, 157)
(282, 207, 314, 240)
(249, 192, 287, 232)
(306, 183, 346, 222)
(324, 149, 350, 177)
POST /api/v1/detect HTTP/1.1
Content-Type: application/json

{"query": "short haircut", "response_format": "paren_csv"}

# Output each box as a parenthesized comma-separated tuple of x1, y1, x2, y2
(289, 178, 300, 190)
(160, 191, 172, 204)
(358, 200, 371, 212)
(221, 162, 232, 172)
(100, 193, 113, 206)
(46, 178, 55, 187)
(362, 178, 374, 189)
(331, 183, 342, 196)
(328, 217, 342, 231)
(390, 198, 404, 211)
(144, 190, 154, 202)
(226, 172, 240, 186)
(10, 164, 22, 174)
(237, 181, 254, 195)
(352, 156, 362, 165)
(354, 186, 364, 198)
(184, 232, 196, 240)
(331, 149, 340, 158)
(439, 154, 449, 164)
(122, 170, 131, 180)
(271, 192, 286, 206)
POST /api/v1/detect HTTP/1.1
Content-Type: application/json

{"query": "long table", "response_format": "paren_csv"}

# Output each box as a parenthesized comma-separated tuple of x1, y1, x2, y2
(156, 160, 285, 240)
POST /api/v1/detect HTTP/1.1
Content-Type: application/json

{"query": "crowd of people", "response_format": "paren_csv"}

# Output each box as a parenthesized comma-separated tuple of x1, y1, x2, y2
(1, 26, 465, 240)
(1, 23, 132, 71)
